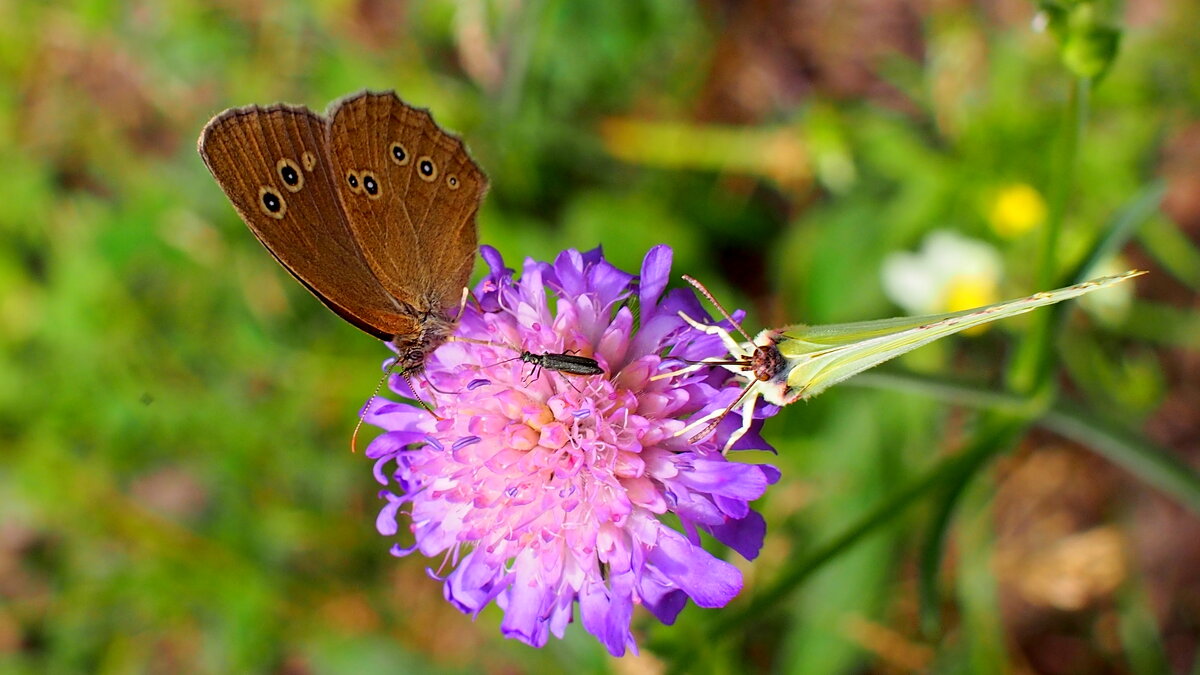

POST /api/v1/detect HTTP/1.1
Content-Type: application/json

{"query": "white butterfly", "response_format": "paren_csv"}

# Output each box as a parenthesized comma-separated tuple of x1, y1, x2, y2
(669, 270, 1146, 452)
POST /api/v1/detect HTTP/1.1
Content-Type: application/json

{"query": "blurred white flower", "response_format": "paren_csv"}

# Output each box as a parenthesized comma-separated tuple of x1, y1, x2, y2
(881, 231, 1003, 324)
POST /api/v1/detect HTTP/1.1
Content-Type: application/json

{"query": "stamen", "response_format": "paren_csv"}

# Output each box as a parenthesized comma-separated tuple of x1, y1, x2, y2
(452, 436, 482, 451)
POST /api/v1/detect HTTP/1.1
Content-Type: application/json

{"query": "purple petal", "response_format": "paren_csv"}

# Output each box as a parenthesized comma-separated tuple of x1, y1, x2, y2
(580, 246, 605, 266)
(705, 511, 766, 560)
(499, 554, 550, 647)
(480, 245, 509, 276)
(675, 458, 771, 502)
(760, 464, 782, 484)
(647, 527, 743, 608)
(602, 571, 636, 657)
(372, 455, 394, 485)
(376, 492, 408, 536)
(713, 494, 750, 520)
(629, 312, 685, 359)
(638, 245, 673, 315)
(579, 579, 610, 647)
(364, 430, 431, 459)
(722, 415, 776, 454)
(552, 249, 588, 297)
(361, 398, 428, 432)
(637, 572, 689, 624)
(444, 552, 506, 616)
(475, 246, 515, 311)
(548, 594, 574, 639)
(390, 541, 419, 557)
(386, 372, 416, 399)
(517, 260, 549, 322)
(659, 286, 710, 326)
(587, 261, 635, 307)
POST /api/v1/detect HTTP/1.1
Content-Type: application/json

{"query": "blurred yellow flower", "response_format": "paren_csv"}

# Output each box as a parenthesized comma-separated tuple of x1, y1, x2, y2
(944, 274, 998, 313)
(945, 274, 999, 334)
(988, 183, 1047, 237)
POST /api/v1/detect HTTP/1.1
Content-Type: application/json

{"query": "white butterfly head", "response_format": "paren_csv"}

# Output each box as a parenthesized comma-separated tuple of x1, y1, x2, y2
(666, 313, 796, 454)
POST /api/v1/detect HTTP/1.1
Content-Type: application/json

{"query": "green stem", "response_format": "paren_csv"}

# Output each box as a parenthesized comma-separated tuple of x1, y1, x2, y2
(917, 420, 1022, 635)
(1011, 76, 1092, 394)
(848, 371, 1200, 516)
(1039, 76, 1091, 288)
(705, 430, 1015, 640)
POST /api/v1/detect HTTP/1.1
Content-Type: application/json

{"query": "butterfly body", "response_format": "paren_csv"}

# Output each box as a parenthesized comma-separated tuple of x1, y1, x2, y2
(198, 91, 487, 375)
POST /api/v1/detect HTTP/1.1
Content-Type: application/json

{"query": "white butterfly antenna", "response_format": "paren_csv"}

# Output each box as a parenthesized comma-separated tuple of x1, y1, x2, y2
(681, 274, 755, 343)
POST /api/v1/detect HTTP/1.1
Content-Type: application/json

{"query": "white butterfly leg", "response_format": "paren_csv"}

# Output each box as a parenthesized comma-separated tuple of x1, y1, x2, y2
(722, 391, 760, 454)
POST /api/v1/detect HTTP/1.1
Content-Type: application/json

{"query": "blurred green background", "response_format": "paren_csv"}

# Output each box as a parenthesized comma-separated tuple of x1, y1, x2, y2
(2, 0, 1199, 672)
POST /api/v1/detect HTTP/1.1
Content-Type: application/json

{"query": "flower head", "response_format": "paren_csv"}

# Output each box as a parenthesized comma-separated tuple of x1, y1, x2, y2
(365, 245, 780, 655)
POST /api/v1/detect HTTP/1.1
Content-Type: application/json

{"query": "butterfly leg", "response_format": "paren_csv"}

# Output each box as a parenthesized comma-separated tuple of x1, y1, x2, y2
(678, 312, 752, 360)
(685, 378, 760, 448)
(650, 361, 710, 381)
(722, 388, 761, 454)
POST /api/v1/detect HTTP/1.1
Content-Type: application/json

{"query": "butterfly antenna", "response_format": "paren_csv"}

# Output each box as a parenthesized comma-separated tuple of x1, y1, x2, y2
(688, 378, 758, 446)
(351, 358, 399, 453)
(407, 372, 444, 420)
(681, 275, 754, 343)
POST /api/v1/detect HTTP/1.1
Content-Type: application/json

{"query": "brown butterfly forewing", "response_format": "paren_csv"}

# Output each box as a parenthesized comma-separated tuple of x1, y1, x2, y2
(197, 91, 487, 373)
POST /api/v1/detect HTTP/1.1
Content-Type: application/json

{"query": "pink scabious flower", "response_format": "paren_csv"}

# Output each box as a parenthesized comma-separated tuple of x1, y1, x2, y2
(365, 245, 780, 655)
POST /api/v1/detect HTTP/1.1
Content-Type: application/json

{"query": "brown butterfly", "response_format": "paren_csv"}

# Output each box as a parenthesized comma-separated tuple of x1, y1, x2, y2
(197, 90, 487, 375)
